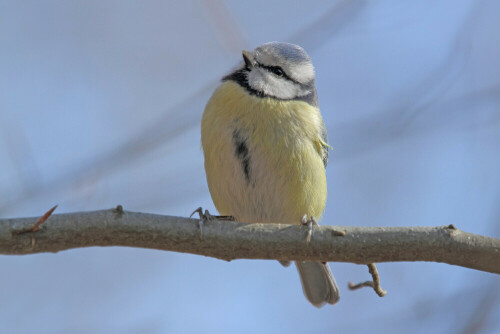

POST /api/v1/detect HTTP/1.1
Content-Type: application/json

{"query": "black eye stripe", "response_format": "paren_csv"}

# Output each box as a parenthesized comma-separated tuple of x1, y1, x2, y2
(269, 66, 284, 76)
(257, 63, 300, 84)
(261, 65, 284, 77)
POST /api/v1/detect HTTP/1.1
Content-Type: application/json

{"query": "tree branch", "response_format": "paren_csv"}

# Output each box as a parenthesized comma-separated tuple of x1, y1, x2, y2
(1, 207, 499, 274)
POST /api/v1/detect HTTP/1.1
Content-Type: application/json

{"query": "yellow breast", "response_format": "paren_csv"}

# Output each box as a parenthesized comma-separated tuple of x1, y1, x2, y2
(201, 81, 327, 224)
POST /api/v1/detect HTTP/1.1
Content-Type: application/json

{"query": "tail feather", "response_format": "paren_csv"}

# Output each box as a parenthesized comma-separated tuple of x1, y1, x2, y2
(295, 261, 340, 307)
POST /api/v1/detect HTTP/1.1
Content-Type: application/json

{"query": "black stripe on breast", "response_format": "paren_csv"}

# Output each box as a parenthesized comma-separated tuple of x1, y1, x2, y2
(232, 129, 251, 184)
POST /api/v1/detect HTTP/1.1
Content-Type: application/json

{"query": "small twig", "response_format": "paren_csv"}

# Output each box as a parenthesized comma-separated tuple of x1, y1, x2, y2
(12, 205, 58, 235)
(367, 263, 387, 297)
(348, 263, 387, 297)
(348, 280, 375, 290)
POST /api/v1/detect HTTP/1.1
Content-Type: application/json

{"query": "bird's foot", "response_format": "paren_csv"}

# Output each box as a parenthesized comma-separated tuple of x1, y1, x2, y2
(190, 207, 216, 221)
(190, 207, 235, 240)
(190, 207, 213, 240)
(301, 214, 318, 244)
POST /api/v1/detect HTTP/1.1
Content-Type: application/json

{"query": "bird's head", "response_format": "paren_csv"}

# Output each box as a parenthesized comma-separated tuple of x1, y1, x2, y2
(225, 42, 317, 105)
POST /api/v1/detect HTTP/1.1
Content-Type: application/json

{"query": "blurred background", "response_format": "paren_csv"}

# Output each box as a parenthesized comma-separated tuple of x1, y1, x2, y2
(1, 0, 499, 333)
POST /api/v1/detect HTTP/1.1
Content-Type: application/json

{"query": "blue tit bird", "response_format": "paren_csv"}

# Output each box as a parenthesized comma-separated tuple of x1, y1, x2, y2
(201, 42, 339, 307)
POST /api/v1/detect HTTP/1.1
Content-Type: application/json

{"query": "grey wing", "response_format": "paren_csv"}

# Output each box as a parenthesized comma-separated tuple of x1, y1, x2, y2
(320, 120, 329, 168)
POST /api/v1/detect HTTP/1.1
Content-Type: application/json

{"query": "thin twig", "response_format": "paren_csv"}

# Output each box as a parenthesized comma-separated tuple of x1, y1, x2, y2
(12, 205, 58, 235)
(367, 263, 387, 297)
(348, 263, 387, 297)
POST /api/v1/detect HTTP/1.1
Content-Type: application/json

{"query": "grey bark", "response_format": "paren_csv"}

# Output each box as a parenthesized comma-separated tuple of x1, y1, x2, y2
(1, 207, 499, 274)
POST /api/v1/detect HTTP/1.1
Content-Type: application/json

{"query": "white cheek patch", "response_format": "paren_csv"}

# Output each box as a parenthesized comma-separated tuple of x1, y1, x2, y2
(287, 62, 315, 83)
(247, 68, 311, 100)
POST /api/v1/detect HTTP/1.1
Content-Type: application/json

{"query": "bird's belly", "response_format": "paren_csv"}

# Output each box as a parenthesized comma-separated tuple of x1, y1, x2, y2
(204, 135, 327, 224)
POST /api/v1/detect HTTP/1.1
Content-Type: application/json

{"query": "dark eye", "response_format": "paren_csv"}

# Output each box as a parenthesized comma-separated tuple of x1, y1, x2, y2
(270, 67, 284, 77)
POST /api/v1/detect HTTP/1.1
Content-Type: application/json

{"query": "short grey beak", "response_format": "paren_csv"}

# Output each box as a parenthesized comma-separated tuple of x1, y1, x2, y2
(242, 50, 256, 68)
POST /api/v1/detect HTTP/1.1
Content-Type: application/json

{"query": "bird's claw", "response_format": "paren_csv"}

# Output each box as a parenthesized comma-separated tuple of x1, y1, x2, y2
(190, 207, 216, 240)
(190, 207, 236, 240)
(190, 207, 216, 221)
(301, 214, 318, 244)
(190, 207, 202, 219)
